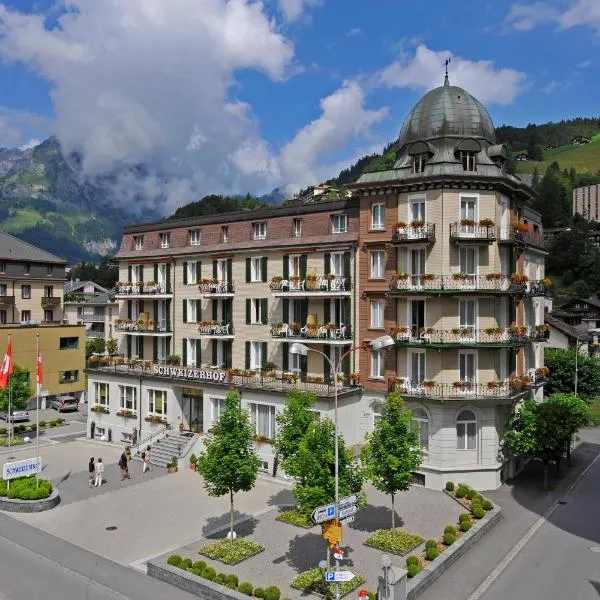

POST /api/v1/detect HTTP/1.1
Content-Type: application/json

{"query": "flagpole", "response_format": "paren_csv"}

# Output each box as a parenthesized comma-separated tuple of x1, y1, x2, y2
(36, 334, 40, 488)
(7, 335, 11, 451)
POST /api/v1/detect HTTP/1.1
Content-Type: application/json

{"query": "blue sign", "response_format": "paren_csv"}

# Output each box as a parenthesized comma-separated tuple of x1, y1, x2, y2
(325, 572, 336, 582)
(327, 505, 336, 518)
(2, 456, 42, 480)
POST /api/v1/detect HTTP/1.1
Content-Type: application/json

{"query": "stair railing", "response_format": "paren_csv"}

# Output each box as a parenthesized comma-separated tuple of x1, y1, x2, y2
(131, 424, 169, 455)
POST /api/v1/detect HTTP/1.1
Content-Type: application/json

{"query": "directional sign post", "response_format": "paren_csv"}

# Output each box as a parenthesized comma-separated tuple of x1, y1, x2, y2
(338, 494, 357, 508)
(340, 515, 354, 525)
(339, 505, 358, 520)
(324, 571, 356, 583)
(311, 503, 336, 524)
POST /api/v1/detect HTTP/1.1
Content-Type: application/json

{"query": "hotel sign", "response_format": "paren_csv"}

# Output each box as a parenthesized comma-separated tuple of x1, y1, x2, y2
(153, 365, 227, 383)
(3, 456, 42, 480)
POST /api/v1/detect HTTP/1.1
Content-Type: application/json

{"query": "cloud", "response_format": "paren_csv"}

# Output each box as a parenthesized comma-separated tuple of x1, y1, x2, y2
(506, 1, 600, 32)
(0, 106, 49, 148)
(541, 80, 559, 94)
(378, 44, 527, 105)
(278, 0, 322, 22)
(346, 27, 362, 37)
(577, 59, 592, 68)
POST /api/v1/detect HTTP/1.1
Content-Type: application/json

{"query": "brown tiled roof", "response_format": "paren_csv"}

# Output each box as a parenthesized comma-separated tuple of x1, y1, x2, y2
(545, 313, 590, 341)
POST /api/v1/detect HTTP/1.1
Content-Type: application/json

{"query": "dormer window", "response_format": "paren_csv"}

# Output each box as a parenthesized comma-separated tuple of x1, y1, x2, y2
(413, 153, 427, 174)
(460, 151, 477, 172)
(159, 233, 171, 249)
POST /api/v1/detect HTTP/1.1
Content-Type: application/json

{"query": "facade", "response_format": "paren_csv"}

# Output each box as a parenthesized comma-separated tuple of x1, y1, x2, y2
(350, 76, 548, 489)
(573, 184, 600, 221)
(544, 314, 589, 353)
(63, 281, 118, 340)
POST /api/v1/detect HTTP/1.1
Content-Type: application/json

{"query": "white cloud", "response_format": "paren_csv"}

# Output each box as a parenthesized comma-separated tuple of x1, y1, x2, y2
(506, 1, 600, 32)
(577, 59, 592, 68)
(542, 80, 559, 94)
(278, 0, 321, 22)
(379, 44, 527, 106)
(346, 27, 362, 37)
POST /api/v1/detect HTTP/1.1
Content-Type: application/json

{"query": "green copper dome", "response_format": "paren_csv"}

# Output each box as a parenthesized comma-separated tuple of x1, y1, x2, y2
(398, 78, 496, 146)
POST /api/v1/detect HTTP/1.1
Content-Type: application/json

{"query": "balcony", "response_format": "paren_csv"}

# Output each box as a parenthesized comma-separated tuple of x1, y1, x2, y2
(0, 295, 15, 307)
(391, 223, 435, 245)
(198, 279, 235, 298)
(270, 276, 351, 297)
(528, 279, 552, 297)
(114, 318, 172, 336)
(41, 296, 61, 309)
(388, 378, 526, 401)
(529, 324, 550, 342)
(389, 274, 529, 295)
(450, 221, 496, 244)
(390, 326, 530, 348)
(114, 282, 172, 298)
(81, 313, 105, 323)
(498, 225, 545, 249)
(270, 322, 352, 345)
(197, 321, 234, 339)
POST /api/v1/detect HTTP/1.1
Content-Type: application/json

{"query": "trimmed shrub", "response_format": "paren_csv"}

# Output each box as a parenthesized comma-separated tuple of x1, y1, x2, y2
(203, 566, 216, 581)
(459, 513, 471, 523)
(227, 581, 237, 590)
(466, 489, 478, 500)
(167, 555, 182, 567)
(444, 525, 456, 535)
(0, 427, 5, 434)
(457, 482, 469, 489)
(39, 420, 46, 427)
(425, 547, 440, 561)
(476, 494, 485, 504)
(407, 564, 421, 578)
(405, 555, 420, 567)
(239, 582, 254, 596)
(226, 574, 239, 588)
(455, 487, 467, 498)
(182, 558, 192, 569)
(425, 539, 438, 550)
(193, 560, 207, 571)
(254, 587, 265, 598)
(482, 499, 493, 511)
(443, 532, 456, 546)
(472, 506, 485, 519)
(445, 481, 455, 492)
(264, 585, 281, 600)
(191, 567, 203, 577)
(214, 573, 226, 585)
(460, 520, 472, 532)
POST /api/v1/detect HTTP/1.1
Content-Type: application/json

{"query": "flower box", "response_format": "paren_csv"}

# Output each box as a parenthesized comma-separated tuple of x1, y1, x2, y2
(479, 218, 495, 228)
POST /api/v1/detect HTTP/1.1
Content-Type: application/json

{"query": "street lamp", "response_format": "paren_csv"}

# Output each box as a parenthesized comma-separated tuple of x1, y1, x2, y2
(290, 334, 394, 600)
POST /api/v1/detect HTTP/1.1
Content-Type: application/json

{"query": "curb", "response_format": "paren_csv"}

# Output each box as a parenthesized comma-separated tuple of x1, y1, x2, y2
(0, 488, 61, 513)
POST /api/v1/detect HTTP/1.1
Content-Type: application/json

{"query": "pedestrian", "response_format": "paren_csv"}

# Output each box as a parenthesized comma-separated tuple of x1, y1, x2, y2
(142, 445, 151, 473)
(88, 457, 95, 488)
(94, 457, 104, 487)
(119, 449, 130, 480)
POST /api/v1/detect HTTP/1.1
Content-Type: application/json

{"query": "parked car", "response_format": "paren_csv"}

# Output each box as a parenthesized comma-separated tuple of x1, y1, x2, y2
(0, 409, 30, 422)
(50, 396, 79, 412)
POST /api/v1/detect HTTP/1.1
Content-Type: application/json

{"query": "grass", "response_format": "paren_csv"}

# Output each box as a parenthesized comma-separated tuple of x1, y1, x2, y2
(291, 568, 365, 599)
(365, 529, 424, 556)
(589, 397, 600, 426)
(198, 539, 264, 565)
(276, 508, 313, 528)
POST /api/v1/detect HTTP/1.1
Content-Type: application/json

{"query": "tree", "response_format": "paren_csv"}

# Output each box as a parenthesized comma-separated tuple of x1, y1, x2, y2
(86, 337, 106, 357)
(197, 390, 260, 540)
(106, 337, 118, 356)
(361, 393, 422, 528)
(544, 348, 600, 399)
(0, 365, 32, 411)
(545, 393, 591, 464)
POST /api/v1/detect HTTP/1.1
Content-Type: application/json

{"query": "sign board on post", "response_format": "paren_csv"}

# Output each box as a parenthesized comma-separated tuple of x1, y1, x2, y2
(311, 503, 336, 524)
(339, 505, 358, 520)
(324, 571, 356, 583)
(340, 515, 354, 525)
(3, 457, 42, 480)
(339, 494, 358, 508)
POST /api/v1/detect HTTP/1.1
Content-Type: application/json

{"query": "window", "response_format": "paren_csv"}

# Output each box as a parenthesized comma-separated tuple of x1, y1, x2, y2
(409, 351, 426, 385)
(412, 408, 429, 450)
(370, 349, 384, 379)
(47, 265, 53, 276)
(189, 229, 201, 246)
(460, 151, 477, 172)
(159, 233, 171, 249)
(459, 352, 476, 384)
(371, 203, 385, 230)
(44, 285, 54, 298)
(459, 300, 476, 334)
(250, 299, 263, 324)
(410, 248, 426, 285)
(0, 311, 6, 324)
(94, 382, 109, 406)
(459, 247, 476, 275)
(134, 235, 144, 250)
(370, 299, 384, 329)
(0, 284, 6, 296)
(293, 218, 302, 237)
(211, 397, 226, 424)
(250, 257, 263, 282)
(249, 403, 276, 439)
(21, 310, 30, 323)
(24, 263, 30, 275)
(253, 222, 267, 240)
(289, 349, 301, 375)
(187, 299, 197, 323)
(186, 339, 199, 367)
(119, 385, 137, 411)
(186, 261, 197, 285)
(59, 370, 79, 384)
(371, 251, 385, 279)
(456, 410, 477, 450)
(44, 310, 53, 322)
(250, 341, 262, 370)
(60, 337, 79, 350)
(410, 197, 425, 222)
(330, 252, 344, 276)
(21, 285, 31, 299)
(148, 389, 168, 416)
(222, 226, 229, 242)
(331, 214, 348, 233)
(0, 261, 5, 273)
(413, 153, 427, 174)
(289, 255, 302, 278)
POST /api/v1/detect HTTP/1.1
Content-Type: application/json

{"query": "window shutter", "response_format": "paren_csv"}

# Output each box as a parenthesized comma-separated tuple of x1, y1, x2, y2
(212, 341, 218, 367)
(283, 299, 289, 324)
(343, 252, 351, 278)
(197, 300, 202, 322)
(300, 255, 307, 279)
(139, 338, 144, 359)
(213, 260, 218, 280)
(212, 301, 218, 322)
(246, 258, 251, 282)
(323, 346, 330, 381)
(183, 300, 187, 324)
(261, 298, 268, 324)
(324, 300, 330, 324)
(139, 300, 145, 314)
(127, 300, 132, 319)
(227, 258, 232, 282)
(261, 342, 267, 368)
(261, 257, 268, 282)
(301, 299, 308, 325)
(165, 299, 171, 331)
(282, 342, 289, 372)
(140, 265, 144, 282)
(182, 339, 187, 366)
(282, 255, 289, 279)
(224, 342, 231, 369)
(126, 336, 131, 358)
(245, 342, 251, 369)
(166, 338, 171, 357)
(166, 264, 171, 291)
(226, 299, 232, 325)
(324, 253, 331, 275)
(342, 349, 350, 375)
(153, 299, 158, 322)
(300, 354, 307, 377)
(153, 264, 158, 282)
(196, 261, 201, 282)
(246, 299, 251, 325)
(153, 338, 158, 362)
(128, 265, 132, 283)
(197, 340, 202, 367)
(183, 262, 188, 285)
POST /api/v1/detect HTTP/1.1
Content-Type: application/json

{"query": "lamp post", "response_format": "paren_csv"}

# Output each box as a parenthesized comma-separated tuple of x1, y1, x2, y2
(574, 336, 586, 395)
(290, 334, 395, 600)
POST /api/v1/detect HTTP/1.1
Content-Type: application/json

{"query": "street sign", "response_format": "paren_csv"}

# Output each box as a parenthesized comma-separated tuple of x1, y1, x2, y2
(339, 494, 358, 508)
(339, 505, 358, 519)
(340, 515, 354, 525)
(325, 571, 356, 583)
(333, 547, 344, 560)
(312, 503, 336, 524)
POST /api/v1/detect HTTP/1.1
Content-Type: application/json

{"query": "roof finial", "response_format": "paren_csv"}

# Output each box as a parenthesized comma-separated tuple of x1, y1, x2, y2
(444, 57, 451, 86)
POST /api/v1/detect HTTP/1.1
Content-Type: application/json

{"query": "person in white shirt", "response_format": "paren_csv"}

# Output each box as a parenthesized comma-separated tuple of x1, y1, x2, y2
(94, 457, 104, 487)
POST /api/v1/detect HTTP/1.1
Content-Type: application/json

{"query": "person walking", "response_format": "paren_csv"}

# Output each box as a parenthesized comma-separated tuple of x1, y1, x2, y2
(119, 450, 130, 480)
(88, 457, 95, 488)
(94, 458, 104, 487)
(142, 445, 151, 473)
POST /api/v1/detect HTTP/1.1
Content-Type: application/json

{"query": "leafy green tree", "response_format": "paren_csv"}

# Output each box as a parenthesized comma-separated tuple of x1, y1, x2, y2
(545, 393, 591, 464)
(86, 337, 106, 357)
(544, 348, 600, 399)
(361, 393, 422, 528)
(197, 390, 260, 540)
(0, 365, 32, 411)
(106, 337, 118, 356)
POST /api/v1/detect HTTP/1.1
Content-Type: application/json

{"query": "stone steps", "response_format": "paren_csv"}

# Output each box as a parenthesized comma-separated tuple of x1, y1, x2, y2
(133, 433, 194, 468)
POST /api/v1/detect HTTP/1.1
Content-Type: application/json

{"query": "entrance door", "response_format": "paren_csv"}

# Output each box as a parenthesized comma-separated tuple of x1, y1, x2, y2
(184, 389, 204, 433)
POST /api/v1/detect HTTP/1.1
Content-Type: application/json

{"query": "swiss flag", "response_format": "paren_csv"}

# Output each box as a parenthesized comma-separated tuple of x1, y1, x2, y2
(0, 339, 14, 390)
(36, 347, 42, 389)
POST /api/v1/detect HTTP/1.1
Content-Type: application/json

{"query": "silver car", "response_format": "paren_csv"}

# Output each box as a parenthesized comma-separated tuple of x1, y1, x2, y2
(0, 409, 29, 422)
(50, 396, 79, 412)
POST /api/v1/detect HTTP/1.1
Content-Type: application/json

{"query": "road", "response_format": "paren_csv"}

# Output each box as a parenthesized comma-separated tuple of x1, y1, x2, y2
(0, 512, 198, 600)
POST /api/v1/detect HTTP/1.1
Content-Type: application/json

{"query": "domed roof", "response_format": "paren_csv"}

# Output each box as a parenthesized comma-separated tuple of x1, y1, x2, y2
(398, 78, 496, 147)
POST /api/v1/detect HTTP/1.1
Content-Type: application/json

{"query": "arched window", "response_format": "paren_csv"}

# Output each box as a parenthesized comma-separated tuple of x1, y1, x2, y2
(456, 410, 477, 450)
(412, 407, 429, 450)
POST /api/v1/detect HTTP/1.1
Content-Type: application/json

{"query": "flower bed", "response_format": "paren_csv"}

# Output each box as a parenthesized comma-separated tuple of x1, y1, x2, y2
(0, 475, 52, 500)
(291, 568, 365, 599)
(199, 539, 264, 565)
(275, 508, 313, 529)
(0, 437, 25, 447)
(364, 529, 424, 555)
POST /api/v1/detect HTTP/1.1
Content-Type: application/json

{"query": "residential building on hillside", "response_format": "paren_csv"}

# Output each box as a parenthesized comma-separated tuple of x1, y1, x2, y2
(573, 184, 600, 221)
(63, 280, 118, 340)
(544, 313, 590, 353)
(349, 74, 548, 489)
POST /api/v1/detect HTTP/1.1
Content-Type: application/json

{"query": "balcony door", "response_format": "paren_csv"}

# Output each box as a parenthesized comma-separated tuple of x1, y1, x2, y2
(157, 300, 167, 330)
(459, 351, 476, 387)
(409, 300, 425, 338)
(215, 259, 227, 282)
(410, 197, 425, 223)
(459, 247, 477, 288)
(157, 264, 167, 289)
(410, 249, 426, 287)
(408, 350, 426, 388)
(459, 299, 476, 339)
(460, 196, 477, 235)
(327, 298, 348, 327)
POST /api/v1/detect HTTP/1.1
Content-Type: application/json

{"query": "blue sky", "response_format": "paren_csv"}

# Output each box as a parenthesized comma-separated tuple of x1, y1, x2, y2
(0, 0, 598, 210)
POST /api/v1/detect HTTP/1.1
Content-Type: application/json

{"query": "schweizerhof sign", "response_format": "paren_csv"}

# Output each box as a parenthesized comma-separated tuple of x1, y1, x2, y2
(153, 365, 226, 383)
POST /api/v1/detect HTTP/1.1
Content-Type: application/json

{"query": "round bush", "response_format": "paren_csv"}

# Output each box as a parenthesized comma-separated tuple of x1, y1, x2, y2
(226, 574, 239, 588)
(0, 427, 5, 434)
(49, 421, 57, 427)
(227, 582, 237, 590)
(239, 582, 254, 596)
(167, 555, 182, 567)
(472, 506, 485, 519)
(443, 532, 456, 546)
(445, 481, 455, 492)
(39, 420, 46, 427)
(214, 573, 226, 585)
(191, 567, 203, 577)
(455, 487, 467, 499)
(460, 520, 472, 532)
(405, 555, 420, 567)
(182, 558, 192, 569)
(457, 482, 468, 489)
(407, 564, 421, 578)
(264, 585, 281, 600)
(425, 547, 440, 561)
(193, 560, 207, 571)
(254, 587, 265, 598)
(466, 489, 478, 500)
(459, 513, 471, 523)
(203, 567, 216, 581)
(444, 525, 456, 535)
(476, 494, 485, 504)
(482, 499, 493, 511)
(471, 500, 482, 510)
(425, 539, 438, 550)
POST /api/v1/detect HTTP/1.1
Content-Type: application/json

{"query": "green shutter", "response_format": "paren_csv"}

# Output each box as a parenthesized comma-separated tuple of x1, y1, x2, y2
(324, 253, 330, 275)
(140, 265, 144, 282)
(245, 342, 251, 369)
(139, 338, 144, 359)
(342, 347, 350, 374)
(261, 298, 268, 324)
(323, 346, 331, 381)
(126, 336, 131, 358)
(212, 341, 218, 367)
(301, 299, 308, 325)
(261, 257, 268, 282)
(212, 301, 218, 321)
(153, 264, 158, 282)
(246, 299, 251, 324)
(128, 265, 132, 283)
(226, 299, 232, 325)
(283, 299, 289, 324)
(213, 260, 218, 280)
(197, 300, 202, 322)
(127, 300, 132, 319)
(344, 252, 351, 278)
(183, 300, 187, 324)
(197, 340, 202, 367)
(246, 258, 251, 282)
(224, 342, 231, 369)
(282, 342, 289, 371)
(166, 264, 171, 291)
(183, 262, 188, 285)
(153, 338, 158, 362)
(324, 300, 330, 324)
(227, 259, 232, 282)
(182, 338, 187, 366)
(261, 342, 267, 369)
(300, 255, 307, 279)
(196, 261, 201, 282)
(282, 255, 289, 279)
